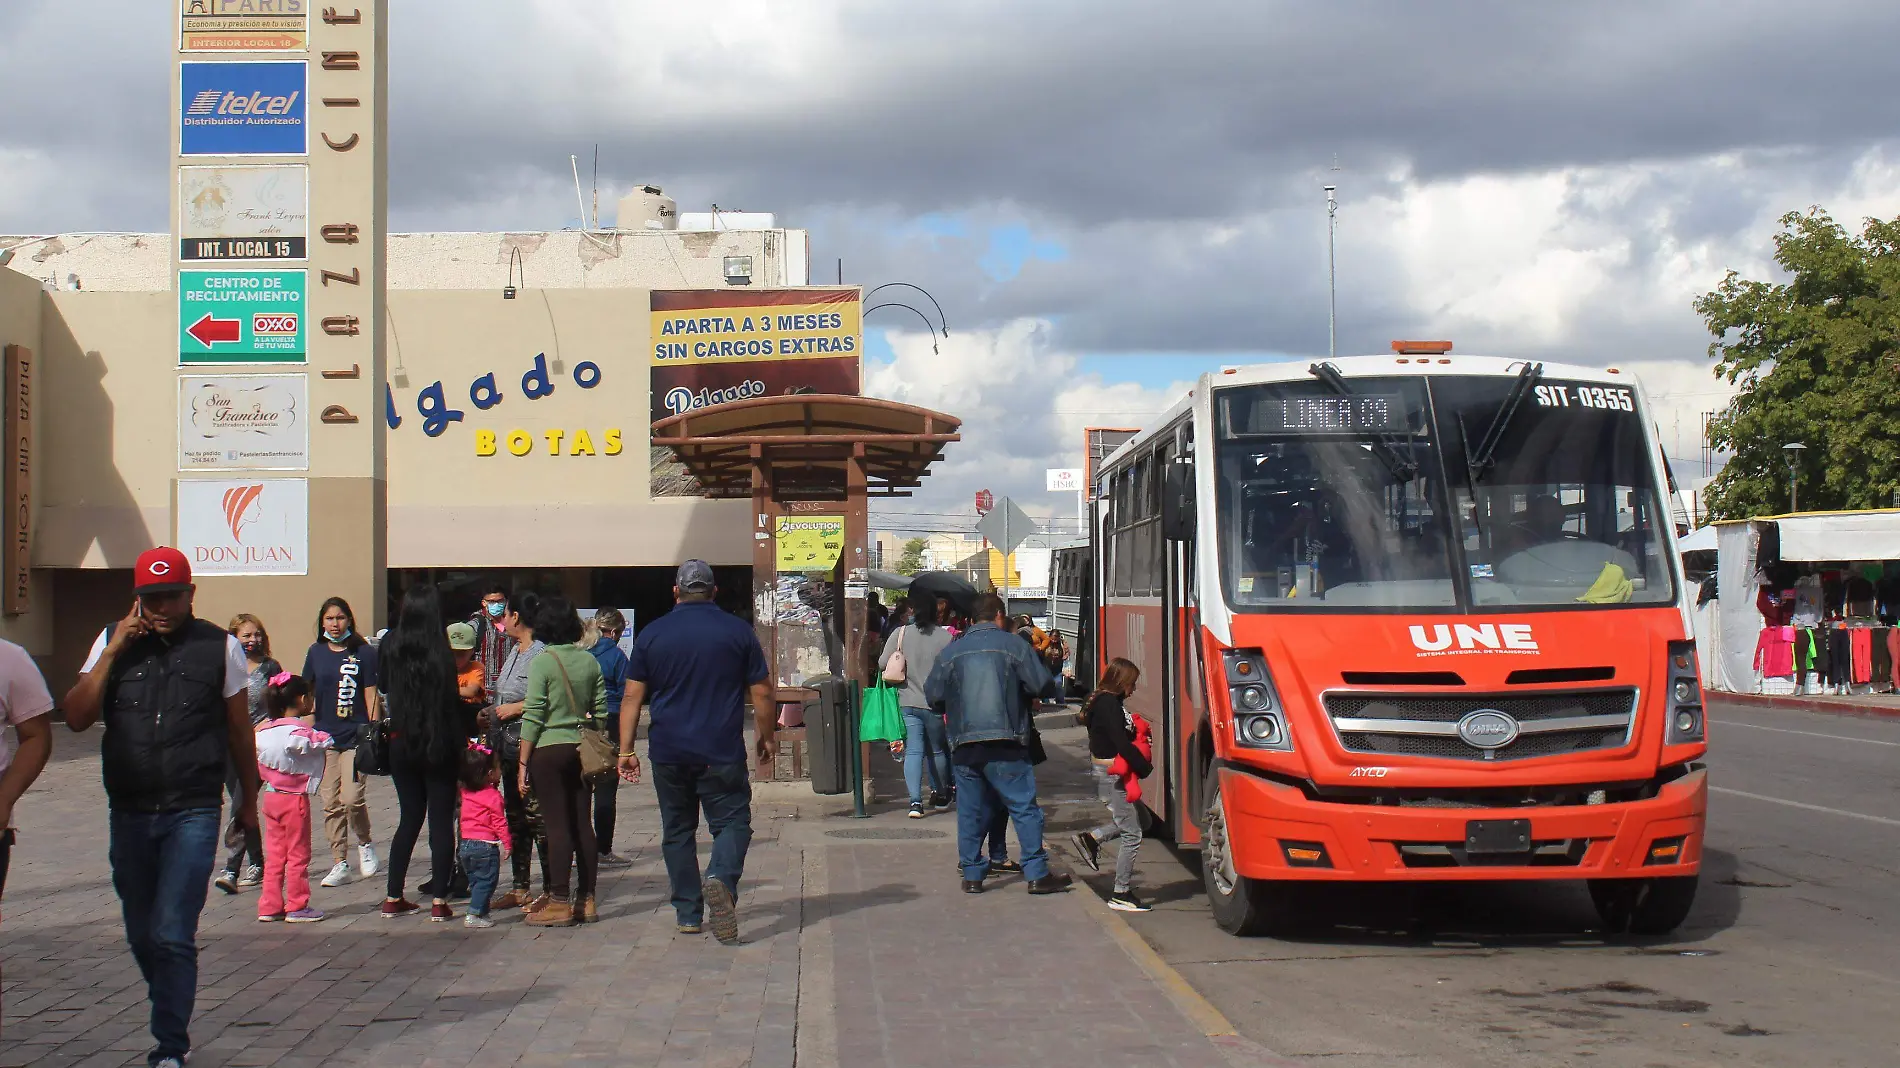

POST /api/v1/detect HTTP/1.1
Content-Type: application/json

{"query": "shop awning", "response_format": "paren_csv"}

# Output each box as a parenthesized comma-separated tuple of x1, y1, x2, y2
(651, 395, 961, 499)
(1742, 509, 1900, 562)
(1677, 525, 1717, 553)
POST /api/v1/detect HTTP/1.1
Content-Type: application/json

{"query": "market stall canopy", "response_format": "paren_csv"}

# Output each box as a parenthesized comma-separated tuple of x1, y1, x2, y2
(1724, 509, 1900, 562)
(651, 395, 962, 500)
(1677, 525, 1717, 553)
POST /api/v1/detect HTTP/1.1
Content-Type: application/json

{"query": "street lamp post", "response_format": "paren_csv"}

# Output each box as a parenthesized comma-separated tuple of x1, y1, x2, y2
(1324, 184, 1338, 361)
(1783, 442, 1807, 512)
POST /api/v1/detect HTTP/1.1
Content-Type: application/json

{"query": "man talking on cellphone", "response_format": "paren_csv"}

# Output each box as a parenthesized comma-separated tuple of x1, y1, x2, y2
(63, 547, 258, 1068)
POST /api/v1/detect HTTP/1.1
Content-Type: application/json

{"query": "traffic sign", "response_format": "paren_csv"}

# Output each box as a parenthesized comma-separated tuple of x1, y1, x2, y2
(975, 495, 1037, 557)
(179, 269, 306, 364)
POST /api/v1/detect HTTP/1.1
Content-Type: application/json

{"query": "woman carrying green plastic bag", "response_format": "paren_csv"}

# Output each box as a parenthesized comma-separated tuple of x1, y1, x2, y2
(876, 592, 959, 817)
(858, 680, 906, 746)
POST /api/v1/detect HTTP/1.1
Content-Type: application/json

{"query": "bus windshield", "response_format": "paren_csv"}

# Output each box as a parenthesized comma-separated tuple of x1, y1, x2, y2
(1215, 374, 1674, 612)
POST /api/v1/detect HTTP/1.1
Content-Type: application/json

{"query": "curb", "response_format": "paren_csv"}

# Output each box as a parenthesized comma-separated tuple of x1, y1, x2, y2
(1064, 870, 1309, 1068)
(1711, 691, 1900, 720)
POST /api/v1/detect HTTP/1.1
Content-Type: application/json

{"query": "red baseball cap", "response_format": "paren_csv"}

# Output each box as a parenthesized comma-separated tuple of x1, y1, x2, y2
(134, 546, 193, 595)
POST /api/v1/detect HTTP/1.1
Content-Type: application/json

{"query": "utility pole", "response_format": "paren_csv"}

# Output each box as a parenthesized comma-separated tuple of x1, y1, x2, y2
(1324, 155, 1342, 360)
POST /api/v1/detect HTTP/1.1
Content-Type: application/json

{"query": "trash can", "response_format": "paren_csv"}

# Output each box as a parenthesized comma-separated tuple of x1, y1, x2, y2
(805, 677, 853, 795)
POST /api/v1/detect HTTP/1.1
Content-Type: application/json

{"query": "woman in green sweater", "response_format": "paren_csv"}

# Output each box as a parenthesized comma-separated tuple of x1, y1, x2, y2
(517, 595, 608, 927)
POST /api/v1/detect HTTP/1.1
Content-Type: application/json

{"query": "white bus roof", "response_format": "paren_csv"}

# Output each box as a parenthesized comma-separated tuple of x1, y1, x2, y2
(1100, 353, 1648, 471)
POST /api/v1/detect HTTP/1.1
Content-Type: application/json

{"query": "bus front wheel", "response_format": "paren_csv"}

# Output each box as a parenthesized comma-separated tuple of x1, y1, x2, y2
(1203, 776, 1294, 936)
(1587, 875, 1699, 936)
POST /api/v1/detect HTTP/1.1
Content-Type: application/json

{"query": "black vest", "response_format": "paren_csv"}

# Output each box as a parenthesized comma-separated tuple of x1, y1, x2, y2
(101, 618, 232, 812)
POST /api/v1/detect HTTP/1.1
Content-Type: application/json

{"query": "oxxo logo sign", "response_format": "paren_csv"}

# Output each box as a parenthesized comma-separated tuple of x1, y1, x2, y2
(252, 313, 298, 336)
(1408, 623, 1539, 656)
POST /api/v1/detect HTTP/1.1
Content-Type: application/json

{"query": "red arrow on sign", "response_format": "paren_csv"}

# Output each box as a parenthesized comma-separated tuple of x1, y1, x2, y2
(186, 313, 242, 347)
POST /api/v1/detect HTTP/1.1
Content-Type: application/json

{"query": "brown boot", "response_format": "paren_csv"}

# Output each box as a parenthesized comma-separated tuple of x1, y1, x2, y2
(526, 898, 575, 927)
(493, 888, 528, 910)
(580, 895, 599, 923)
(524, 893, 551, 915)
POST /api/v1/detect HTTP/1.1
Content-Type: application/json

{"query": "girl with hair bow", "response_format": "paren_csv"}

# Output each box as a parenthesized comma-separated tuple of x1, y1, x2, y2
(457, 739, 509, 928)
(254, 672, 334, 922)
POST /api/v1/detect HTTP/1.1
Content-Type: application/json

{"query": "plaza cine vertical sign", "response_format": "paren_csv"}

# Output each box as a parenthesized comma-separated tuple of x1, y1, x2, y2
(171, 0, 388, 627)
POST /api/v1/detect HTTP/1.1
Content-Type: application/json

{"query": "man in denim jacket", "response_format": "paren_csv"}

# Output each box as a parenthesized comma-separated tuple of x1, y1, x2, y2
(925, 594, 1071, 895)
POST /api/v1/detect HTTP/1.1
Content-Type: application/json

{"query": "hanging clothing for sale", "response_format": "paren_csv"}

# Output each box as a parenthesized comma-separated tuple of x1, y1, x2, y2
(1809, 628, 1831, 683)
(1851, 627, 1874, 684)
(1791, 575, 1825, 629)
(1757, 587, 1793, 627)
(1871, 628, 1893, 690)
(1796, 629, 1824, 686)
(1847, 576, 1877, 619)
(1828, 628, 1854, 687)
(1889, 626, 1900, 690)
(1753, 627, 1795, 679)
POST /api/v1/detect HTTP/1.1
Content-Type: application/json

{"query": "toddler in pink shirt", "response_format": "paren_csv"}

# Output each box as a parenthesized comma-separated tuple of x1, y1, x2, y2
(458, 743, 509, 928)
(254, 673, 333, 922)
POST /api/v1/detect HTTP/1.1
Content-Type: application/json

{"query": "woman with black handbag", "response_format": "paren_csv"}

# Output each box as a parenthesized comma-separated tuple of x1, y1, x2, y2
(377, 584, 466, 921)
(488, 591, 548, 911)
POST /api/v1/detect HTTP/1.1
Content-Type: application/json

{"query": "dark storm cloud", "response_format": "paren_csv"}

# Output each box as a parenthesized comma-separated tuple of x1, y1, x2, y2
(2, 0, 1894, 360)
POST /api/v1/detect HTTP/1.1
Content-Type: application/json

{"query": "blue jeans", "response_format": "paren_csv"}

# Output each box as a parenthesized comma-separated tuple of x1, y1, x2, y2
(900, 707, 950, 805)
(954, 760, 1048, 882)
(652, 762, 753, 925)
(108, 807, 220, 1065)
(458, 840, 501, 917)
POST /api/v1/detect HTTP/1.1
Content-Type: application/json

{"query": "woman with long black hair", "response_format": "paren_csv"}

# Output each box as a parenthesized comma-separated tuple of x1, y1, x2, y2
(377, 584, 465, 921)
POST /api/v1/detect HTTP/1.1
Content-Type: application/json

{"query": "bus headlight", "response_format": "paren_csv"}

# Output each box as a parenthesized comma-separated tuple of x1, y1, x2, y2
(1664, 640, 1705, 744)
(1223, 648, 1293, 752)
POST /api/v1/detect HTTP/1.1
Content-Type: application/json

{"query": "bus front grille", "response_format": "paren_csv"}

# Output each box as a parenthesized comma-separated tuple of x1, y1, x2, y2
(1324, 689, 1637, 762)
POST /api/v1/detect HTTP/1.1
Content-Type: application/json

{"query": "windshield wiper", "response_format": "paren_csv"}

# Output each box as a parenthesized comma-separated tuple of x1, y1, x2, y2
(1465, 361, 1543, 482)
(1307, 361, 1419, 481)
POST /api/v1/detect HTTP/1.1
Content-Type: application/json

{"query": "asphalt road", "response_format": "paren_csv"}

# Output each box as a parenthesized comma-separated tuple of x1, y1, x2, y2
(1033, 698, 1900, 1068)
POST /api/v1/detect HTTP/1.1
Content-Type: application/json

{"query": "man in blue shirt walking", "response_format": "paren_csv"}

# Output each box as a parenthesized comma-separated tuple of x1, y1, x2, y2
(618, 561, 775, 945)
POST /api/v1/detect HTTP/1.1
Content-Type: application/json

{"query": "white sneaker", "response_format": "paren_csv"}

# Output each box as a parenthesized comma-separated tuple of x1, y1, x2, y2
(237, 864, 263, 887)
(320, 861, 353, 887)
(464, 913, 494, 929)
(358, 844, 380, 877)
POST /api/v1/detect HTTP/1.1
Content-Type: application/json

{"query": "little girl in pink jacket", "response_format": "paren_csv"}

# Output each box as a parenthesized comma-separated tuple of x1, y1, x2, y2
(254, 673, 334, 922)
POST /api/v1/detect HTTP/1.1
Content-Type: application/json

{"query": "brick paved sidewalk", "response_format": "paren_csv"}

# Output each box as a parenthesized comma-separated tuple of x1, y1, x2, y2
(0, 727, 1288, 1067)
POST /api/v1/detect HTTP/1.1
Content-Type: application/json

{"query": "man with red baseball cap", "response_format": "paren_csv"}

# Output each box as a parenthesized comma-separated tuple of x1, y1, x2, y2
(63, 547, 257, 1068)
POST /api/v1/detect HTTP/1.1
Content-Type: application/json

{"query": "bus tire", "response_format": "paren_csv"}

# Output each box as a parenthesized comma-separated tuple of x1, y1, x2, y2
(1202, 774, 1293, 936)
(1587, 875, 1699, 936)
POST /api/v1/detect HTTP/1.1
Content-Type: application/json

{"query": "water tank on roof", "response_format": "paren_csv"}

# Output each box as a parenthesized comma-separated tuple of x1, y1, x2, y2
(615, 185, 677, 231)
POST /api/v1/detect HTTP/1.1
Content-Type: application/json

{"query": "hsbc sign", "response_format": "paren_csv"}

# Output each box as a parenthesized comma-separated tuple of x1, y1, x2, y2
(1409, 623, 1539, 656)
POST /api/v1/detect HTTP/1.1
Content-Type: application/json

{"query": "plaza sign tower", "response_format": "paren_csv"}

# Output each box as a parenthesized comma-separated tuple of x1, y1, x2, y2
(171, 1, 389, 630)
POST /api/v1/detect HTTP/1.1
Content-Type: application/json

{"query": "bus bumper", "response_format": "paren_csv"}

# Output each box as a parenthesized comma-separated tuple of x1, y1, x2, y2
(1219, 766, 1706, 881)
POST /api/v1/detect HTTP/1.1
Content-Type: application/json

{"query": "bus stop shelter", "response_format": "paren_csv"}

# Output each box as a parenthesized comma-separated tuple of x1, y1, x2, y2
(651, 395, 961, 690)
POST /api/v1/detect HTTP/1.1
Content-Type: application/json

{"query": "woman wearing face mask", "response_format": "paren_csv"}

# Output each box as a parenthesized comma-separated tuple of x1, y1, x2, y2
(487, 591, 549, 911)
(214, 613, 278, 895)
(303, 597, 383, 888)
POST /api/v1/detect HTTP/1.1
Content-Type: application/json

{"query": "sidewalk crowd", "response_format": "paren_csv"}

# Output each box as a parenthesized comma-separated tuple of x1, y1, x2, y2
(0, 546, 1208, 1068)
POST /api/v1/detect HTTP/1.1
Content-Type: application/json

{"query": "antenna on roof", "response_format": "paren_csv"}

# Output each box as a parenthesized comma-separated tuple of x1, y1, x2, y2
(570, 154, 587, 231)
(591, 144, 600, 230)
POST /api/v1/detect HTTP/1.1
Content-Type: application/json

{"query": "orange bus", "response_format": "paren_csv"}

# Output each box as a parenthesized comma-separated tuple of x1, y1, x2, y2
(1092, 347, 1706, 936)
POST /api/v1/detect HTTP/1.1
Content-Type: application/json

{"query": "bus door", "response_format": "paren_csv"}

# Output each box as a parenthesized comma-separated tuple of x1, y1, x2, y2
(1161, 426, 1205, 845)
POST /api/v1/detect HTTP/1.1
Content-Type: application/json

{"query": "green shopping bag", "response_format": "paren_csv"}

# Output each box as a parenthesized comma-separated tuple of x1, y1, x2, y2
(858, 682, 906, 743)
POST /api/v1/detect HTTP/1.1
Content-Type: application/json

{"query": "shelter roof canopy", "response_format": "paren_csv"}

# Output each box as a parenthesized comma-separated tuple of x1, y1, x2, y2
(652, 395, 961, 500)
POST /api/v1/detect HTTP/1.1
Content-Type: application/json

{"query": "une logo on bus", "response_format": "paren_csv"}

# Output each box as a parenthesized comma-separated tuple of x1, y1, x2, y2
(1409, 623, 1538, 655)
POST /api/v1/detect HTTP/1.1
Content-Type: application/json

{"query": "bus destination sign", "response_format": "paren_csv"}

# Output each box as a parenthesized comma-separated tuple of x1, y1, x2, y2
(1268, 395, 1405, 433)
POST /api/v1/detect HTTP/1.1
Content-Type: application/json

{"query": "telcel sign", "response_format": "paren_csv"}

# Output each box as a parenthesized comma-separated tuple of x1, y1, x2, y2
(180, 61, 307, 157)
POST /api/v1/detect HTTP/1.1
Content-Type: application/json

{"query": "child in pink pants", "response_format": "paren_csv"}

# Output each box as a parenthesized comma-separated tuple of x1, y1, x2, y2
(254, 673, 333, 922)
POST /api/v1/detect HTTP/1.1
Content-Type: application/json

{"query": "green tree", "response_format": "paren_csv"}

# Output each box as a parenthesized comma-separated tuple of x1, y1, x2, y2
(1696, 209, 1900, 519)
(896, 537, 928, 575)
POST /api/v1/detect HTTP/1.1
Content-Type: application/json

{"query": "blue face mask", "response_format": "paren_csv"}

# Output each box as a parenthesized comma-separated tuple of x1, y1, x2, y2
(485, 602, 505, 619)
(330, 627, 352, 643)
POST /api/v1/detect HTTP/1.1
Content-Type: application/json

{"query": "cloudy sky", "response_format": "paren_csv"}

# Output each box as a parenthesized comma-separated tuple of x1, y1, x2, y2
(5, 0, 1899, 535)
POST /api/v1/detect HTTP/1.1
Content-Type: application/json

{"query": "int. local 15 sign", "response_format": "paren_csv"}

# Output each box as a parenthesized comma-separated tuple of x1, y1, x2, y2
(176, 477, 309, 576)
(179, 61, 307, 157)
(179, 269, 306, 364)
(179, 165, 308, 262)
(180, 0, 309, 52)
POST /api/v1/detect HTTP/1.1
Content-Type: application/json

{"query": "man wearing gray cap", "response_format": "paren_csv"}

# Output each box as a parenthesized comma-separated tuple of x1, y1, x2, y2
(618, 560, 774, 945)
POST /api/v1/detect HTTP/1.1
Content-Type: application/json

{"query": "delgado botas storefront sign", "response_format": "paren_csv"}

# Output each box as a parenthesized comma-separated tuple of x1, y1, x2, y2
(649, 288, 862, 422)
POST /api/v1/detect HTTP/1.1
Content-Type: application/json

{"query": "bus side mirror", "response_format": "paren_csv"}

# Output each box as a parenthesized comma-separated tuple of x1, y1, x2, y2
(1162, 465, 1196, 542)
